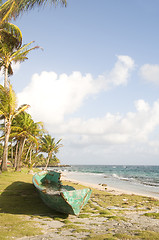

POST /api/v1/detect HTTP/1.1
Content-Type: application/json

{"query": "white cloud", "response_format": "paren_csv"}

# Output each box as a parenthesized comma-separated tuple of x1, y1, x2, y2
(108, 55, 135, 86)
(17, 55, 134, 125)
(140, 64, 159, 84)
(56, 99, 159, 146)
(17, 71, 99, 124)
(135, 99, 150, 112)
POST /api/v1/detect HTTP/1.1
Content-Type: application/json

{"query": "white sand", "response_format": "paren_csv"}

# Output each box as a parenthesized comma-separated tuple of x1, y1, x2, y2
(61, 172, 159, 200)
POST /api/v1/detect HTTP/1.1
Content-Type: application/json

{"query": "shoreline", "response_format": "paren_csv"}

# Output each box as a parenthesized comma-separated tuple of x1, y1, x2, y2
(61, 172, 159, 200)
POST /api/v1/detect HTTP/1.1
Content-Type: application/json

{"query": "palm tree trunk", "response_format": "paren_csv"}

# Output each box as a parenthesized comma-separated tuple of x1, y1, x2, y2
(44, 153, 51, 170)
(15, 138, 26, 171)
(14, 141, 19, 169)
(11, 140, 14, 166)
(1, 67, 9, 171)
(29, 147, 32, 169)
(1, 120, 11, 171)
(4, 67, 8, 89)
(25, 143, 32, 162)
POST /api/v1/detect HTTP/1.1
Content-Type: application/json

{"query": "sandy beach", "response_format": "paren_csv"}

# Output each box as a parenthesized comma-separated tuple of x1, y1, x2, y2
(61, 172, 159, 200)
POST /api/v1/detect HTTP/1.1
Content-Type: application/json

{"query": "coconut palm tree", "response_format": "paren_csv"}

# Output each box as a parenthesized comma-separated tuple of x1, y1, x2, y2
(0, 84, 29, 171)
(0, 0, 67, 23)
(40, 134, 63, 170)
(10, 111, 44, 171)
(0, 38, 40, 88)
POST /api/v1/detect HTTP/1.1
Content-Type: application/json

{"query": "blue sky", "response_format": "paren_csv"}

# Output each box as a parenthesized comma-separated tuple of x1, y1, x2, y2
(2, 0, 159, 165)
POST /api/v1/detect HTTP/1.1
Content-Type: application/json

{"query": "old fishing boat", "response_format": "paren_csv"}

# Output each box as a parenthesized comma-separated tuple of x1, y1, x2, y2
(32, 171, 92, 215)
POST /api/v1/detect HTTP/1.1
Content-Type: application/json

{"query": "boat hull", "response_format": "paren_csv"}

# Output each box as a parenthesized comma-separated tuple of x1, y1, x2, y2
(32, 171, 92, 215)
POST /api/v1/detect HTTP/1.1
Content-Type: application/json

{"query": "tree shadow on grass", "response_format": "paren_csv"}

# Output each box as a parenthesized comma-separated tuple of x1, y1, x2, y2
(0, 181, 68, 219)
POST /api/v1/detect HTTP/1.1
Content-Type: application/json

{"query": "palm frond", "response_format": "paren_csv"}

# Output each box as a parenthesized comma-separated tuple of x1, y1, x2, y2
(10, 41, 41, 63)
(0, 22, 22, 48)
(14, 104, 30, 118)
(0, 0, 67, 23)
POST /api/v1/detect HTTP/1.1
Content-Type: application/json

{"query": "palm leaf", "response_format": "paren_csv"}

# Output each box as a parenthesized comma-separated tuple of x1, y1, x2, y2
(0, 0, 67, 23)
(0, 22, 22, 48)
(10, 41, 41, 63)
(14, 104, 30, 118)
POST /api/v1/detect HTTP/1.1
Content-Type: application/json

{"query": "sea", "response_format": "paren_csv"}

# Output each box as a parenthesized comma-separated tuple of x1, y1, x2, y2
(49, 165, 159, 198)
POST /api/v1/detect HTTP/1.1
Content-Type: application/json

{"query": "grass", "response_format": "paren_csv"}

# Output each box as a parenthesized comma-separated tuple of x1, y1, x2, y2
(85, 233, 117, 240)
(114, 233, 138, 239)
(143, 212, 159, 219)
(134, 230, 159, 240)
(0, 214, 41, 240)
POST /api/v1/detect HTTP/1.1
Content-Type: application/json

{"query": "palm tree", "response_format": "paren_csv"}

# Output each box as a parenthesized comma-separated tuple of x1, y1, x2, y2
(0, 0, 67, 23)
(10, 111, 44, 171)
(0, 22, 23, 76)
(0, 84, 29, 171)
(0, 38, 40, 88)
(40, 134, 63, 170)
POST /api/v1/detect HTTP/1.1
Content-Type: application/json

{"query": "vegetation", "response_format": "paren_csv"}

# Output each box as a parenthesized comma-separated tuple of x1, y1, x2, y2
(10, 111, 44, 171)
(0, 37, 40, 88)
(40, 134, 63, 170)
(0, 0, 67, 23)
(0, 3, 62, 171)
(0, 84, 29, 171)
(0, 22, 22, 49)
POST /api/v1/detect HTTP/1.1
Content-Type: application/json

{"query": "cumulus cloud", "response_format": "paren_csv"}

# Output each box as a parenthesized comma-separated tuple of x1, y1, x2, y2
(17, 55, 134, 125)
(57, 99, 159, 146)
(108, 55, 135, 86)
(17, 71, 99, 124)
(139, 64, 159, 84)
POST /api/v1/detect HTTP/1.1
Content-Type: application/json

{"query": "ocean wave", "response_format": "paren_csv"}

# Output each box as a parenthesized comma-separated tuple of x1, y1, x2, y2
(65, 170, 105, 177)
(111, 173, 159, 187)
(142, 182, 159, 187)
(112, 173, 130, 182)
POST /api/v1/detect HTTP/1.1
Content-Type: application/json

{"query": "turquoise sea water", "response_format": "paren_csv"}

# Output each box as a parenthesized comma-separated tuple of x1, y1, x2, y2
(51, 165, 159, 198)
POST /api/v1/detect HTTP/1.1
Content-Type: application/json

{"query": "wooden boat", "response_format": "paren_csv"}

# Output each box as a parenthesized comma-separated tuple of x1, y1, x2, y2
(32, 171, 92, 215)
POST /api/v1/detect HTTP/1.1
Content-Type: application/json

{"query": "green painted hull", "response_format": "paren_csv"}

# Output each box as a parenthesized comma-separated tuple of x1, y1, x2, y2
(32, 171, 92, 215)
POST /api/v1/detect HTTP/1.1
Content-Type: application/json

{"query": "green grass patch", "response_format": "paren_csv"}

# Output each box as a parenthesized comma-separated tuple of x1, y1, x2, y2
(114, 233, 138, 239)
(0, 213, 42, 240)
(73, 228, 91, 233)
(85, 233, 117, 240)
(91, 189, 159, 210)
(78, 213, 92, 218)
(61, 223, 80, 229)
(62, 219, 72, 224)
(134, 230, 159, 239)
(144, 212, 159, 219)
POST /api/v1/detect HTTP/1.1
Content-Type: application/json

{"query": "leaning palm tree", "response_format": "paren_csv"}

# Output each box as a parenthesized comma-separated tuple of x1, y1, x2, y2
(0, 0, 67, 23)
(40, 134, 63, 170)
(0, 38, 40, 88)
(0, 84, 29, 171)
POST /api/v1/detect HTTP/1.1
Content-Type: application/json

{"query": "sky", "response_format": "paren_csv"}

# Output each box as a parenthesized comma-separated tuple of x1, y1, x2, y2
(1, 0, 159, 165)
